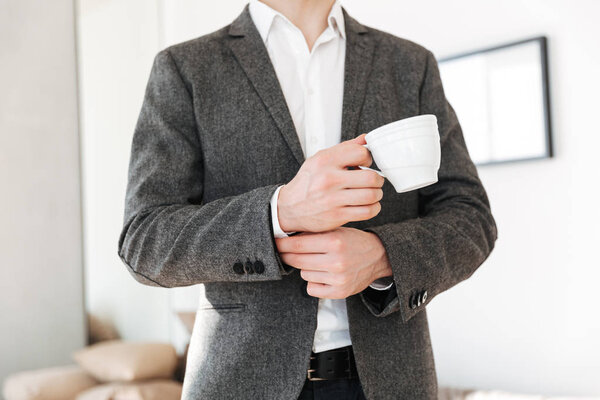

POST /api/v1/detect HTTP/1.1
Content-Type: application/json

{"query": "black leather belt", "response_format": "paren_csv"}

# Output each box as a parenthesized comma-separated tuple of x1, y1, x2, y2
(307, 345, 359, 381)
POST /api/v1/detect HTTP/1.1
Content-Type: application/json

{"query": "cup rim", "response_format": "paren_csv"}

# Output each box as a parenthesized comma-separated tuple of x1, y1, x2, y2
(367, 114, 437, 137)
(367, 125, 437, 142)
(367, 126, 438, 138)
(366, 131, 439, 148)
(366, 123, 438, 143)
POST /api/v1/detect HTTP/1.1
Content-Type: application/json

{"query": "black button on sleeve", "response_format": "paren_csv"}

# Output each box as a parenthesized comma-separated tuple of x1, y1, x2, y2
(418, 290, 427, 305)
(233, 261, 244, 275)
(253, 260, 265, 274)
(409, 294, 417, 309)
(244, 260, 254, 274)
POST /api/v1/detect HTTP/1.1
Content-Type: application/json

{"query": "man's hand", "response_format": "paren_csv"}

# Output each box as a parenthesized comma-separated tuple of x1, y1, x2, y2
(276, 227, 393, 299)
(277, 134, 385, 233)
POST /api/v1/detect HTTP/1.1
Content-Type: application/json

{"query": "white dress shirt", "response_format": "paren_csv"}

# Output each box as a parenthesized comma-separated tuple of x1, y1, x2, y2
(249, 0, 393, 354)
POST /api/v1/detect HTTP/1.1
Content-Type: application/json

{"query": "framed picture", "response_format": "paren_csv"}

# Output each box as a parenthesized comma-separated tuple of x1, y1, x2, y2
(437, 36, 553, 165)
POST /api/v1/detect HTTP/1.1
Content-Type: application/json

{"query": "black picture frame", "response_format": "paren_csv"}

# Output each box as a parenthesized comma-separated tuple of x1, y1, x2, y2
(438, 36, 553, 166)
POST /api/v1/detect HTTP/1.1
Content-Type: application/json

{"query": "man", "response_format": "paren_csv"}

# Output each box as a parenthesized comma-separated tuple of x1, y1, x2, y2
(118, 0, 497, 398)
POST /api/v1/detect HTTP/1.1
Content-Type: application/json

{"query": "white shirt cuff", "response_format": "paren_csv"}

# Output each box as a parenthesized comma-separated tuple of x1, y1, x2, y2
(270, 185, 296, 239)
(369, 278, 394, 291)
(271, 185, 388, 289)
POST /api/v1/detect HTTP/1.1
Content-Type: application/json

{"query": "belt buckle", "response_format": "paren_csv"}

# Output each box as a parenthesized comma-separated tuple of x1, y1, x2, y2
(307, 355, 326, 381)
(307, 348, 354, 381)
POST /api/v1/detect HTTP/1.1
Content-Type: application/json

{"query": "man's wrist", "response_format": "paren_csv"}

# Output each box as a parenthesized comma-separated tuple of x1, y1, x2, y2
(277, 184, 294, 233)
(369, 232, 393, 281)
(368, 234, 394, 290)
(271, 185, 296, 238)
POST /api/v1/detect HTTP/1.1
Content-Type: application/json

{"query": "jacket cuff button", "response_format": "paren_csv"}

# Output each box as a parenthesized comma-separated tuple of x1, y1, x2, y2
(253, 260, 265, 274)
(233, 261, 244, 274)
(409, 294, 417, 309)
(244, 260, 254, 274)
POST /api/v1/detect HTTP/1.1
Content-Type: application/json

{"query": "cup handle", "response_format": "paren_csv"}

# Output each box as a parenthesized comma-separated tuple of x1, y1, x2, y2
(359, 144, 386, 177)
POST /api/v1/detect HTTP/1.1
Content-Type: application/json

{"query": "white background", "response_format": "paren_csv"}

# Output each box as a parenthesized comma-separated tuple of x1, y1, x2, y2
(75, 0, 600, 396)
(1, 0, 85, 386)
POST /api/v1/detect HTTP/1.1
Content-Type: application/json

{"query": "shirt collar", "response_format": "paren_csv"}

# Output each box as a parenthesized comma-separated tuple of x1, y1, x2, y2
(248, 0, 346, 43)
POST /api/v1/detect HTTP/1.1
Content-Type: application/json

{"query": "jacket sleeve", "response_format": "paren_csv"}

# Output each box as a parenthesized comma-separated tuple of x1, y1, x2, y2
(358, 49, 498, 322)
(117, 49, 294, 288)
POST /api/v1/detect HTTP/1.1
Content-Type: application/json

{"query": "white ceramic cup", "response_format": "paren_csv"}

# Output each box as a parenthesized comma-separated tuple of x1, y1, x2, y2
(358, 114, 441, 193)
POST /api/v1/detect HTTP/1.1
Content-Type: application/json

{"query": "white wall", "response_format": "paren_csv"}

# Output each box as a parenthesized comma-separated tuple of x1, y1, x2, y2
(0, 0, 85, 385)
(76, 0, 172, 342)
(77, 0, 600, 396)
(77, 0, 251, 354)
(339, 0, 600, 396)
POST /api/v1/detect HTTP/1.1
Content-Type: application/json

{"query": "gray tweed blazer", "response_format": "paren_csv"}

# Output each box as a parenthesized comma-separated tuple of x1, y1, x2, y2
(118, 5, 497, 399)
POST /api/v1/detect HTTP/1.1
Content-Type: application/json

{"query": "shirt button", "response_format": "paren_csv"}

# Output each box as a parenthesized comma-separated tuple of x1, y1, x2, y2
(307, 87, 315, 96)
(311, 136, 318, 145)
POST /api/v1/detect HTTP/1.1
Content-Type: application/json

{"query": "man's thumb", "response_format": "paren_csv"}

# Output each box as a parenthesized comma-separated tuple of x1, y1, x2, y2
(350, 133, 367, 144)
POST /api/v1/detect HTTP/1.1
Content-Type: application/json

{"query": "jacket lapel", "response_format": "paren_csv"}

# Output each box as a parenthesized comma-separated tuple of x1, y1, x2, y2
(226, 5, 376, 166)
(227, 5, 305, 167)
(340, 10, 376, 143)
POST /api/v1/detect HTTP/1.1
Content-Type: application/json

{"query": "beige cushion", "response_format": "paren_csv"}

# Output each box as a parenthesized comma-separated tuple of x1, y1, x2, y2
(3, 365, 98, 400)
(438, 387, 476, 400)
(176, 312, 196, 335)
(72, 340, 177, 382)
(87, 314, 119, 345)
(438, 387, 600, 400)
(75, 380, 182, 400)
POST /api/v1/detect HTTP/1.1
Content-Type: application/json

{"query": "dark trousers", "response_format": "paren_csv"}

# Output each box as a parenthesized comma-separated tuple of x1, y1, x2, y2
(297, 377, 367, 400)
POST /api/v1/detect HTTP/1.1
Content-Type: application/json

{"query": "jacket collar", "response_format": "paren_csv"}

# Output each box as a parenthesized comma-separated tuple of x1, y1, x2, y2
(229, 3, 368, 37)
(226, 4, 375, 167)
(248, 0, 347, 43)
